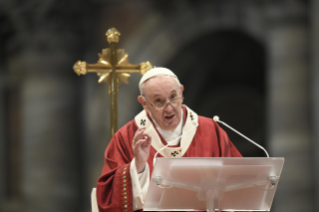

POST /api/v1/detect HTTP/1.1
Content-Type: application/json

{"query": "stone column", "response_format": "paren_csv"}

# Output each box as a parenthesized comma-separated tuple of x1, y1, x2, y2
(311, 0, 319, 208)
(19, 51, 82, 212)
(0, 75, 6, 209)
(267, 3, 314, 211)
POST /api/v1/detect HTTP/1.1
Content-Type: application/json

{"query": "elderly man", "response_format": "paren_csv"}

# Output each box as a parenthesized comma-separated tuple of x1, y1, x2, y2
(96, 67, 242, 212)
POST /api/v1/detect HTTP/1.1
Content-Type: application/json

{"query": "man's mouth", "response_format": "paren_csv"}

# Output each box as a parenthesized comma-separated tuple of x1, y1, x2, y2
(165, 114, 175, 120)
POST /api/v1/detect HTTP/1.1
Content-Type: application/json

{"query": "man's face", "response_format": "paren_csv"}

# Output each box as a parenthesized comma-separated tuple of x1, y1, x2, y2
(138, 75, 184, 131)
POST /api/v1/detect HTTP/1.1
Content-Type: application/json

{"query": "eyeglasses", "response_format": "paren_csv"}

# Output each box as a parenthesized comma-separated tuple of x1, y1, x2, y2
(143, 96, 184, 109)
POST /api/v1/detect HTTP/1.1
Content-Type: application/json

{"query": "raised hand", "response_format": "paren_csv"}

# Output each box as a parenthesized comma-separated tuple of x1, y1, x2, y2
(132, 127, 152, 173)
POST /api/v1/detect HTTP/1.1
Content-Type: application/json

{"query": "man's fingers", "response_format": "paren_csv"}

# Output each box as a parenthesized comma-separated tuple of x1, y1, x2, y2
(137, 127, 145, 133)
(145, 134, 152, 142)
(134, 138, 152, 150)
(134, 128, 146, 138)
(132, 128, 152, 148)
(134, 138, 146, 147)
(132, 128, 146, 146)
(140, 132, 150, 141)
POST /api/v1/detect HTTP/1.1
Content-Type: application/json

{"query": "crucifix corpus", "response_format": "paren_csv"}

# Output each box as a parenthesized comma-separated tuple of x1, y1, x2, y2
(73, 27, 153, 137)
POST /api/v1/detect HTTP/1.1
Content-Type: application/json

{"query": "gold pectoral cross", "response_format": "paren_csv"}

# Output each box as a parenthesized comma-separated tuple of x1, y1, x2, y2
(73, 28, 152, 137)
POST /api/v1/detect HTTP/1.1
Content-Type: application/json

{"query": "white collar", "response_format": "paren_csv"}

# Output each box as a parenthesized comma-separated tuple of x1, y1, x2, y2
(149, 109, 184, 145)
(134, 105, 198, 157)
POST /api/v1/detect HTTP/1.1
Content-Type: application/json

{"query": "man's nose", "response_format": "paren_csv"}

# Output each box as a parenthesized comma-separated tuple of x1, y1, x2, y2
(164, 102, 174, 111)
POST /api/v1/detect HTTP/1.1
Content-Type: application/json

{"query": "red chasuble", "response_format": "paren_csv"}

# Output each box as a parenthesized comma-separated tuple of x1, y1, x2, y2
(96, 106, 242, 212)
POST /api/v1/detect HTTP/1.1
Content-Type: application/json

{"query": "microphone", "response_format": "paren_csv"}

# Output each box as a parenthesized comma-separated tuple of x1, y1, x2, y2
(213, 116, 269, 157)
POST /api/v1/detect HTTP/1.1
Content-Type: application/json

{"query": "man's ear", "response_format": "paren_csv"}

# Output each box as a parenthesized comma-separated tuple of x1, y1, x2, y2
(181, 84, 184, 93)
(138, 95, 148, 110)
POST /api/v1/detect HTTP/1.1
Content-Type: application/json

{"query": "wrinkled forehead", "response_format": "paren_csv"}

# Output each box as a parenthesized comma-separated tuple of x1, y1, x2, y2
(143, 75, 180, 96)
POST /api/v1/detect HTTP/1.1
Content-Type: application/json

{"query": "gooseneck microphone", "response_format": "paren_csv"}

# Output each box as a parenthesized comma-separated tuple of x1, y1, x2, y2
(213, 116, 269, 158)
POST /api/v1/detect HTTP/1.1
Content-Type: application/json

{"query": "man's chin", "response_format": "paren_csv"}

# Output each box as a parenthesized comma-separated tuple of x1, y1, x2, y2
(163, 121, 178, 131)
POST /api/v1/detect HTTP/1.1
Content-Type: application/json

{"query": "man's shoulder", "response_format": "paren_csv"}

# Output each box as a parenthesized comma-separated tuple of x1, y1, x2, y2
(115, 110, 148, 136)
(116, 119, 138, 135)
(196, 115, 220, 130)
(197, 115, 214, 124)
(122, 119, 137, 127)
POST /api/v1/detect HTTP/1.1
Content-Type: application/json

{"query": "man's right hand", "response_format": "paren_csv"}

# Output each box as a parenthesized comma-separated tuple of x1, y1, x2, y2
(132, 127, 152, 173)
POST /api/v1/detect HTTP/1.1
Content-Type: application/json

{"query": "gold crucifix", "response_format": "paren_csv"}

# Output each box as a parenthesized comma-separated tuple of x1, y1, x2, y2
(73, 28, 152, 137)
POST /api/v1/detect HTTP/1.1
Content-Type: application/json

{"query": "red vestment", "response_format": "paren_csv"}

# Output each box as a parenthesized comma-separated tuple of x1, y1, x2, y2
(96, 106, 242, 212)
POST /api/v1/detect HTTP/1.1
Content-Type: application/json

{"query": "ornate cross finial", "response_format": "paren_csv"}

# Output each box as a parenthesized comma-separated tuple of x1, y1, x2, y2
(106, 28, 121, 43)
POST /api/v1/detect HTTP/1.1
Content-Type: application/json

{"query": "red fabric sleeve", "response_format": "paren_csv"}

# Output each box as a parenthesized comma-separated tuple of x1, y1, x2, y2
(96, 122, 137, 212)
